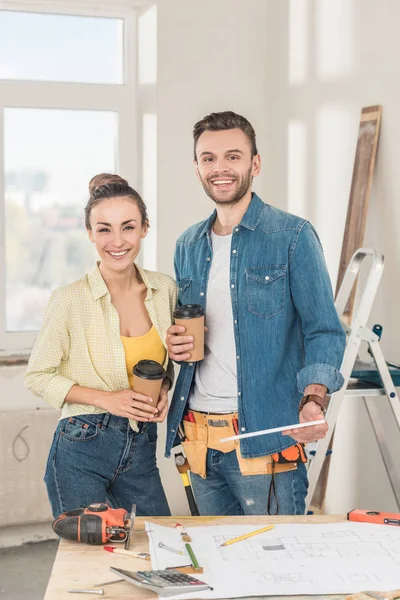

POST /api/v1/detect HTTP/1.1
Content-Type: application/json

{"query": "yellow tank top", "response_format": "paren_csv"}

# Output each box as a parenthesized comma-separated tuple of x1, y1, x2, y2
(121, 326, 166, 389)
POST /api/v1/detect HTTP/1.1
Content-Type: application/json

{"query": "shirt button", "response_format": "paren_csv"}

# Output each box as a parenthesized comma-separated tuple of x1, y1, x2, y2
(241, 427, 246, 432)
(234, 320, 237, 324)
(206, 257, 211, 261)
(231, 284, 235, 288)
(232, 249, 237, 254)
(171, 429, 176, 433)
(236, 355, 240, 360)
(189, 363, 194, 366)
(180, 396, 185, 401)
(265, 276, 270, 281)
(200, 292, 204, 296)
(235, 227, 239, 232)
(238, 392, 241, 396)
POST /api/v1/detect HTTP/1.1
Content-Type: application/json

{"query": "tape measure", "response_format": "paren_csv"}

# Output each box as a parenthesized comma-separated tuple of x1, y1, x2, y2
(347, 509, 400, 526)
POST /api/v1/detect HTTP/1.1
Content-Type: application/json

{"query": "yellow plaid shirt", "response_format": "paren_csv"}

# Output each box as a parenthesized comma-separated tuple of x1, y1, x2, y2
(24, 262, 178, 431)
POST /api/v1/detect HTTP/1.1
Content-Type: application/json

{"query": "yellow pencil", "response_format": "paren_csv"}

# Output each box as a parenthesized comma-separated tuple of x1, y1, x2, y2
(220, 525, 275, 547)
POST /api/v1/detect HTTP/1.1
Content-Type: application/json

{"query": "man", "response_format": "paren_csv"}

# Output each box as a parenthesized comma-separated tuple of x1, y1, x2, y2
(165, 111, 345, 515)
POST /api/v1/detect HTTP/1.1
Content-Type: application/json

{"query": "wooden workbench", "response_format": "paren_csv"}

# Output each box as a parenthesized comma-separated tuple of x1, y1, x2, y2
(44, 514, 347, 600)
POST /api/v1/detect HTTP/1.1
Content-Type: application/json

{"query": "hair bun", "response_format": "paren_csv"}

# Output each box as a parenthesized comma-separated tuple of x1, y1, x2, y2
(88, 173, 129, 196)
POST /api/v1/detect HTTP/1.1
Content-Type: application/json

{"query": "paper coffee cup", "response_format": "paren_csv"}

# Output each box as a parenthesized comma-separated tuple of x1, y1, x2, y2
(132, 360, 166, 405)
(173, 304, 205, 362)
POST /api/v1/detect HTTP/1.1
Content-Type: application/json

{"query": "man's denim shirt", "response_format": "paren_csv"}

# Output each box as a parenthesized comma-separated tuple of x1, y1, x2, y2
(166, 193, 346, 459)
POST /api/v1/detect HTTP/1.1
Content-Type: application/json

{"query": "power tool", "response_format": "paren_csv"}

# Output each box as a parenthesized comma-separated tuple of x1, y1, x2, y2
(52, 503, 136, 546)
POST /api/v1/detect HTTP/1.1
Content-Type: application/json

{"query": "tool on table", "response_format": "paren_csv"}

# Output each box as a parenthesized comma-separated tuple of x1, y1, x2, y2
(346, 590, 400, 600)
(104, 546, 151, 560)
(175, 523, 191, 542)
(363, 592, 400, 600)
(52, 503, 136, 546)
(68, 590, 104, 596)
(174, 451, 199, 516)
(94, 579, 124, 587)
(158, 541, 185, 556)
(109, 567, 212, 596)
(221, 420, 325, 442)
(184, 541, 201, 571)
(220, 524, 275, 547)
(348, 509, 400, 526)
(166, 565, 204, 575)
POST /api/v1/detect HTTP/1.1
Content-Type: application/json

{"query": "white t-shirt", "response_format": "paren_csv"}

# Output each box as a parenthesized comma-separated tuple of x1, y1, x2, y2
(188, 231, 238, 413)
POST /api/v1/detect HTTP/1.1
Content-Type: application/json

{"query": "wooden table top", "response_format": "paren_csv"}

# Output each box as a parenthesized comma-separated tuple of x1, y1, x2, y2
(44, 514, 347, 600)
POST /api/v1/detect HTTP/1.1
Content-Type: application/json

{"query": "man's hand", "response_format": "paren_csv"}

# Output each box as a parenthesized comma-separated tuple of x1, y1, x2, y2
(282, 401, 328, 443)
(166, 324, 194, 361)
(149, 380, 169, 423)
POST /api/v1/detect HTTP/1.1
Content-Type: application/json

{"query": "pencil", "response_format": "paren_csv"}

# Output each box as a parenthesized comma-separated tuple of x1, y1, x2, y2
(103, 546, 151, 560)
(176, 523, 191, 542)
(184, 542, 201, 569)
(220, 525, 275, 547)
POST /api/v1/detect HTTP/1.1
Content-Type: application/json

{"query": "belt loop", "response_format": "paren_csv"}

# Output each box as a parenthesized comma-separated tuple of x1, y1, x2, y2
(101, 413, 111, 431)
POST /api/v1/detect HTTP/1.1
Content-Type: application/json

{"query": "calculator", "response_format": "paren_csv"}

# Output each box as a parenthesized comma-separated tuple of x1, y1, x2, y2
(109, 567, 212, 596)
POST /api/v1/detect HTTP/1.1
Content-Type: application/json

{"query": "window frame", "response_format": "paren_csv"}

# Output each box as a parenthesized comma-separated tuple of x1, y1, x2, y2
(0, 0, 154, 355)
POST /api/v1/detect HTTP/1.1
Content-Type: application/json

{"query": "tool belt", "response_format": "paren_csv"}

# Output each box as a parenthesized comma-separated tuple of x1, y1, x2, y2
(180, 410, 306, 480)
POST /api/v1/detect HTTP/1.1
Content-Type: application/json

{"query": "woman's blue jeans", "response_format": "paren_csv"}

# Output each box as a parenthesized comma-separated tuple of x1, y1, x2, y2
(44, 413, 170, 518)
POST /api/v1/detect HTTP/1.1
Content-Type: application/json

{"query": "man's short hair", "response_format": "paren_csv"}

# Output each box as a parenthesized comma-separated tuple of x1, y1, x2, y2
(193, 111, 258, 160)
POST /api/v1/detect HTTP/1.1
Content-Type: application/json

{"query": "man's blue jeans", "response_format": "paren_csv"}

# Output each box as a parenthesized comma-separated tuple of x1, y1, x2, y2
(190, 448, 308, 515)
(44, 413, 170, 518)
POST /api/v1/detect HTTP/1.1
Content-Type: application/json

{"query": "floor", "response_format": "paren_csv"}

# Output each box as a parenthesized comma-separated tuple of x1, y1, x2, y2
(0, 540, 58, 600)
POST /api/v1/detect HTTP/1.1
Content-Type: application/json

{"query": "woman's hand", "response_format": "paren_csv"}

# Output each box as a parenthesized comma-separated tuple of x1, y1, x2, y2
(149, 379, 170, 423)
(99, 389, 159, 421)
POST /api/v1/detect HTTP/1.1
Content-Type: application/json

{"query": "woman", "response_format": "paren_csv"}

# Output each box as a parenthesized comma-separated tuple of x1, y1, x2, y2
(25, 173, 177, 517)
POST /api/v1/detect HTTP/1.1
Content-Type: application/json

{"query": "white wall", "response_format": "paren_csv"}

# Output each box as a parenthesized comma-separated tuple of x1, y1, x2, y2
(156, 0, 269, 275)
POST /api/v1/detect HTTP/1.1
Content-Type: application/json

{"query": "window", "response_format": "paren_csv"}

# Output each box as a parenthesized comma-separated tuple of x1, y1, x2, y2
(0, 2, 155, 354)
(0, 10, 123, 84)
(4, 107, 117, 333)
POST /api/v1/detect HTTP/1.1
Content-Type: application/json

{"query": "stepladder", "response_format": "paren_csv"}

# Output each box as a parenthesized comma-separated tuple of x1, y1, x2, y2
(305, 248, 400, 513)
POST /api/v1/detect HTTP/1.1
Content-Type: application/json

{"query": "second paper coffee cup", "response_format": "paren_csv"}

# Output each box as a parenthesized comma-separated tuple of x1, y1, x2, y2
(132, 360, 166, 405)
(173, 304, 205, 361)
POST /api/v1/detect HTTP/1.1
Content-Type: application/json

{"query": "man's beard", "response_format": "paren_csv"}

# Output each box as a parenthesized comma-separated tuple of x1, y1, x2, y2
(200, 167, 253, 206)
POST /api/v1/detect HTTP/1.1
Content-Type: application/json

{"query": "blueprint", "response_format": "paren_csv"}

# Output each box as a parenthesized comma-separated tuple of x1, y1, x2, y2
(146, 521, 400, 599)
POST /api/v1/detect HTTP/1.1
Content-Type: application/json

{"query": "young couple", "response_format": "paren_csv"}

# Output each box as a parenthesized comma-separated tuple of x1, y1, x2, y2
(25, 111, 345, 518)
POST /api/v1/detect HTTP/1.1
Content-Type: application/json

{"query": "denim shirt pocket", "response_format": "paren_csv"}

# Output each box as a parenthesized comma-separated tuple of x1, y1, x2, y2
(177, 278, 192, 305)
(245, 264, 287, 319)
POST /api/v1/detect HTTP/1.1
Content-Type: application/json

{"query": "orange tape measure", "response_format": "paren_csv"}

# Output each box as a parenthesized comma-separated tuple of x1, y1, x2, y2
(347, 509, 400, 526)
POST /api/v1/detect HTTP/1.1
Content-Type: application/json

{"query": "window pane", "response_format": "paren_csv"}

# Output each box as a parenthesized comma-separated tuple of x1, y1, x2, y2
(0, 11, 123, 84)
(4, 107, 117, 332)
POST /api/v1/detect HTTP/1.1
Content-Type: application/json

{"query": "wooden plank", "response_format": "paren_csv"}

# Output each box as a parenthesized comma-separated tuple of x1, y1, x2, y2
(336, 105, 382, 318)
(309, 106, 382, 515)
(43, 515, 347, 600)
